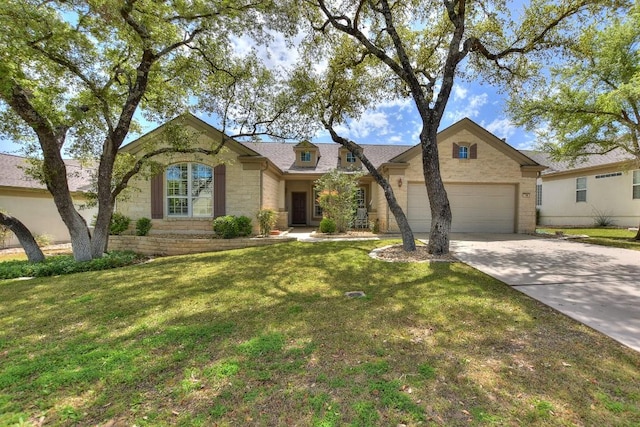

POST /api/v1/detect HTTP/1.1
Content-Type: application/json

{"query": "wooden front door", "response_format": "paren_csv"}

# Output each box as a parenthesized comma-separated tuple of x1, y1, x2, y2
(291, 192, 307, 225)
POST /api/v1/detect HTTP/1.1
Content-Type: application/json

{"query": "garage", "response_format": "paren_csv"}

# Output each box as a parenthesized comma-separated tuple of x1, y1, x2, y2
(407, 183, 516, 233)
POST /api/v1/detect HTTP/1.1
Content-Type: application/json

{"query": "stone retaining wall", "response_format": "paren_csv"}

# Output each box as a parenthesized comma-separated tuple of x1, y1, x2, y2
(108, 235, 296, 256)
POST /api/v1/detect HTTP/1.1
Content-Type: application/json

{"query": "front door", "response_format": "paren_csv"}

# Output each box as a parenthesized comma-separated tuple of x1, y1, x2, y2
(291, 192, 307, 225)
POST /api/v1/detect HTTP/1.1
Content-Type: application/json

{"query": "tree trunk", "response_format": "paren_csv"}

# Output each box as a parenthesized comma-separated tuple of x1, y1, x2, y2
(324, 125, 416, 251)
(0, 212, 45, 263)
(420, 128, 452, 255)
(635, 221, 640, 241)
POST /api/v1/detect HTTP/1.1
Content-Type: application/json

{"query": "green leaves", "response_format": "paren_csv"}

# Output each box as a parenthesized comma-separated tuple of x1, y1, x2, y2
(507, 2, 640, 161)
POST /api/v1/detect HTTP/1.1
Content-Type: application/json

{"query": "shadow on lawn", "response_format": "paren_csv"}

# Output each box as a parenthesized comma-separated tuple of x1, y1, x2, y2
(1, 241, 639, 425)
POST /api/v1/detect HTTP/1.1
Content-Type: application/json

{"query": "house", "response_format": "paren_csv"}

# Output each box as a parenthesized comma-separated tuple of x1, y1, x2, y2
(522, 149, 640, 227)
(117, 114, 544, 235)
(0, 153, 97, 247)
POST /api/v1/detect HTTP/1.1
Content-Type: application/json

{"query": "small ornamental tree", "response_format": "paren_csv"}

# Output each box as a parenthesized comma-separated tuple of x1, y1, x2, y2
(314, 169, 364, 233)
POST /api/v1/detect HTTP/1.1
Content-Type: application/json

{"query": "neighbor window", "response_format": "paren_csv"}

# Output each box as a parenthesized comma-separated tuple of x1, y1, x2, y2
(634, 170, 640, 199)
(166, 163, 213, 217)
(300, 151, 311, 162)
(536, 184, 542, 206)
(458, 145, 469, 159)
(346, 151, 357, 163)
(576, 177, 587, 202)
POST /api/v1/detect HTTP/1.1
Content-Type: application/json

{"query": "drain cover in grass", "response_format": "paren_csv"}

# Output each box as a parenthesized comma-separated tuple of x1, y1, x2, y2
(345, 291, 366, 298)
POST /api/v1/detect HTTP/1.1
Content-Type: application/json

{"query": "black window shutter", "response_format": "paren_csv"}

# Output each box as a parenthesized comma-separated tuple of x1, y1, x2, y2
(214, 164, 226, 217)
(150, 172, 163, 219)
(470, 143, 478, 159)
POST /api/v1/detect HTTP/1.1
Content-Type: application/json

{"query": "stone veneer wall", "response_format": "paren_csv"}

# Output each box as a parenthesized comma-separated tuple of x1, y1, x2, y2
(109, 235, 296, 256)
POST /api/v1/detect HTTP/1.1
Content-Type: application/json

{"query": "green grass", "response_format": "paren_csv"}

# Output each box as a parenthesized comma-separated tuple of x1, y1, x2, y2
(538, 227, 640, 250)
(1, 240, 639, 426)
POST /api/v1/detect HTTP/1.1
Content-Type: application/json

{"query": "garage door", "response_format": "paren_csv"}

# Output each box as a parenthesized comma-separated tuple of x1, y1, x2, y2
(407, 183, 516, 233)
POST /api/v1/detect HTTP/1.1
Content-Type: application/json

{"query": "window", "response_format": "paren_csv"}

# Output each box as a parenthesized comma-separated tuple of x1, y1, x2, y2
(300, 151, 311, 162)
(313, 189, 323, 217)
(458, 145, 469, 159)
(166, 163, 213, 217)
(576, 177, 587, 202)
(536, 184, 542, 206)
(634, 170, 640, 199)
(346, 151, 357, 163)
(355, 188, 366, 208)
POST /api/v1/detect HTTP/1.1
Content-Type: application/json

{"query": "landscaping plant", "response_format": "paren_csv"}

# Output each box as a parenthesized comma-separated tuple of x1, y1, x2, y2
(315, 169, 364, 233)
(256, 209, 278, 236)
(135, 217, 152, 236)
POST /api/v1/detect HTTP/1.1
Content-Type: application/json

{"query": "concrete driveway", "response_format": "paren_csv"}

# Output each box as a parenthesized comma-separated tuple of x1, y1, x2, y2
(450, 233, 640, 352)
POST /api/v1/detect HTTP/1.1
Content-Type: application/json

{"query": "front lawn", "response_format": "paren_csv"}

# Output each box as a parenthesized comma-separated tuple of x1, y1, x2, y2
(538, 227, 640, 251)
(1, 241, 639, 426)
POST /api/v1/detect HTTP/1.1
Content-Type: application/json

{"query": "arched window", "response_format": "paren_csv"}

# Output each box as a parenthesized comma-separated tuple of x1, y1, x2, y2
(459, 145, 469, 159)
(166, 163, 213, 217)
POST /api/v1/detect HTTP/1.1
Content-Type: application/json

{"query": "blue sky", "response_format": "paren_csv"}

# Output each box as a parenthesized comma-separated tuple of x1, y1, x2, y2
(0, 24, 537, 156)
(0, 82, 534, 155)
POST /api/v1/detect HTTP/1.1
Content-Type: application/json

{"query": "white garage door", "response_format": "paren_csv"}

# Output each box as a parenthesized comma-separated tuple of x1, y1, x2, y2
(407, 183, 516, 233)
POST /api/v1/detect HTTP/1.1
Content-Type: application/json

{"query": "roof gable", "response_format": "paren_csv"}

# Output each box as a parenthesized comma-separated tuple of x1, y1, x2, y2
(120, 112, 261, 158)
(293, 140, 318, 149)
(391, 117, 541, 168)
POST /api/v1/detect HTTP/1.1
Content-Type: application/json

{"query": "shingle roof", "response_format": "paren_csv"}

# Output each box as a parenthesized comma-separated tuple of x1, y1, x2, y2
(242, 142, 411, 174)
(0, 153, 94, 192)
(519, 149, 635, 175)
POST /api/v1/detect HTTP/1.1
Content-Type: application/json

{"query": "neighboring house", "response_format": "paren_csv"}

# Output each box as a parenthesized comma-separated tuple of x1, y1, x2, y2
(118, 114, 544, 235)
(0, 153, 97, 247)
(523, 149, 640, 227)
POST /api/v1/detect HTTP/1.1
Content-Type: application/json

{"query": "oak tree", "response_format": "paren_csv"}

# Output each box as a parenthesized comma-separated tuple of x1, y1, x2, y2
(292, 0, 620, 254)
(507, 4, 640, 238)
(0, 0, 277, 261)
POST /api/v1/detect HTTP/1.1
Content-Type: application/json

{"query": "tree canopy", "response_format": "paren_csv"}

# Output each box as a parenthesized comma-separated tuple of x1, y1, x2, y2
(507, 3, 640, 161)
(285, 0, 621, 254)
(0, 0, 298, 261)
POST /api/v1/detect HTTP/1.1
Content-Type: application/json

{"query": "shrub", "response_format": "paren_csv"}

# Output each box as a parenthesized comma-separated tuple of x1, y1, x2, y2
(369, 219, 380, 234)
(34, 234, 53, 247)
(135, 217, 153, 236)
(315, 169, 364, 233)
(592, 207, 614, 227)
(256, 209, 278, 235)
(213, 216, 239, 239)
(319, 217, 337, 234)
(236, 216, 253, 237)
(0, 251, 143, 279)
(110, 213, 131, 235)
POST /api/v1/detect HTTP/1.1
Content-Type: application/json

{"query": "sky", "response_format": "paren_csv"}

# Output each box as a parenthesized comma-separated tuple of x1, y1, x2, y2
(0, 12, 538, 156)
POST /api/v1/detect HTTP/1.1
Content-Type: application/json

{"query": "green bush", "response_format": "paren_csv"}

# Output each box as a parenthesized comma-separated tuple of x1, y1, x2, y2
(135, 217, 153, 236)
(256, 209, 278, 235)
(34, 234, 53, 247)
(0, 251, 143, 279)
(319, 217, 337, 234)
(110, 213, 131, 235)
(236, 216, 253, 237)
(213, 216, 239, 239)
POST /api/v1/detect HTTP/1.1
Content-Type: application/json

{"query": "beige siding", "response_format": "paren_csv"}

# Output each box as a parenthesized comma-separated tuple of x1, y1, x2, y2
(0, 189, 97, 247)
(539, 168, 640, 227)
(262, 169, 280, 210)
(385, 128, 538, 234)
(117, 127, 262, 234)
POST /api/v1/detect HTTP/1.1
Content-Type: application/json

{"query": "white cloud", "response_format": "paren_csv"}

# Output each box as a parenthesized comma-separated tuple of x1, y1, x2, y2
(484, 118, 517, 140)
(452, 85, 468, 101)
(444, 93, 488, 122)
(335, 110, 390, 140)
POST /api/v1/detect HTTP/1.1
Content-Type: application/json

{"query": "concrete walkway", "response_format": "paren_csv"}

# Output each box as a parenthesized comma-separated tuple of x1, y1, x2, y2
(451, 233, 640, 352)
